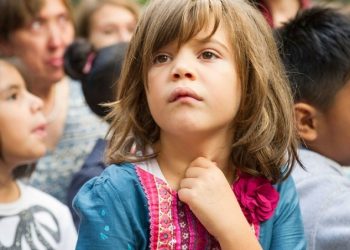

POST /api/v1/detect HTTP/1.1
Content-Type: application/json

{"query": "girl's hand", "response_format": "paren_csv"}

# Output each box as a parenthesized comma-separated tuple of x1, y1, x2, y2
(178, 157, 261, 250)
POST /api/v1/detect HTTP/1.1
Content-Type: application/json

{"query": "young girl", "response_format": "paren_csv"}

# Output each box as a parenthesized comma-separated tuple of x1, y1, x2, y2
(74, 0, 306, 249)
(0, 60, 77, 249)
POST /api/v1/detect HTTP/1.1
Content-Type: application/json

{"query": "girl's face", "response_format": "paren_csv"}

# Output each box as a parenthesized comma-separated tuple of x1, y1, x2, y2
(89, 3, 137, 49)
(4, 0, 74, 85)
(147, 23, 241, 139)
(0, 62, 47, 167)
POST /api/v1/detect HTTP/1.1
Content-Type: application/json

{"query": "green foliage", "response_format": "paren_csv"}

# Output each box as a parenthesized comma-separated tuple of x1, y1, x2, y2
(137, 0, 148, 5)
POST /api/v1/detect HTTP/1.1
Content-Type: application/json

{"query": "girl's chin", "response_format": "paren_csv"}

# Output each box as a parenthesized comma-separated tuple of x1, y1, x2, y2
(27, 147, 47, 160)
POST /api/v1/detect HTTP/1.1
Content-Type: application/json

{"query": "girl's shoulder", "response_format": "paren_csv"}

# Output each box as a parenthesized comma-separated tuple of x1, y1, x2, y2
(73, 163, 143, 206)
(99, 162, 138, 180)
(271, 175, 301, 216)
(259, 176, 306, 249)
(81, 163, 139, 193)
(274, 175, 298, 198)
(74, 163, 150, 249)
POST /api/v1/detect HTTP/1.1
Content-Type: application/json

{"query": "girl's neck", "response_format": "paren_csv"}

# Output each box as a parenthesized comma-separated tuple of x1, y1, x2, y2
(0, 165, 20, 203)
(156, 131, 234, 190)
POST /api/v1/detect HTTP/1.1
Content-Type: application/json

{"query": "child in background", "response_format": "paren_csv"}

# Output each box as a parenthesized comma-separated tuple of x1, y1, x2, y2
(0, 60, 76, 249)
(0, 0, 108, 205)
(64, 39, 128, 228)
(275, 7, 350, 250)
(74, 0, 306, 249)
(75, 0, 140, 49)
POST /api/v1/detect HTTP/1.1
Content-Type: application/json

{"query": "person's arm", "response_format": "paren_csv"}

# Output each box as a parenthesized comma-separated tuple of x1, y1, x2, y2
(178, 157, 262, 250)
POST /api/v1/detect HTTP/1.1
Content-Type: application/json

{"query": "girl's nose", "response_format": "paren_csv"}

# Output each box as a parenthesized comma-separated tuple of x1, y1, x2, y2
(47, 24, 64, 49)
(171, 56, 197, 81)
(172, 71, 195, 80)
(29, 93, 44, 113)
(118, 29, 133, 43)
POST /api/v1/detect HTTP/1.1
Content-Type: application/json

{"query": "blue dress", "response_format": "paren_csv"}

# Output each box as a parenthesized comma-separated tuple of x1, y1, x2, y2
(74, 163, 306, 250)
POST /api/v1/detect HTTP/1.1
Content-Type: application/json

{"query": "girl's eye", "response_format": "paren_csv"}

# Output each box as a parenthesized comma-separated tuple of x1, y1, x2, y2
(102, 28, 115, 35)
(200, 51, 218, 60)
(58, 14, 69, 24)
(7, 92, 18, 101)
(30, 19, 43, 32)
(153, 54, 170, 64)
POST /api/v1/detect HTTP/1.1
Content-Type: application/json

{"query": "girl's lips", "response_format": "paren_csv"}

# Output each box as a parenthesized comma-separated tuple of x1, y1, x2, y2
(32, 123, 48, 138)
(168, 87, 203, 102)
(47, 57, 63, 67)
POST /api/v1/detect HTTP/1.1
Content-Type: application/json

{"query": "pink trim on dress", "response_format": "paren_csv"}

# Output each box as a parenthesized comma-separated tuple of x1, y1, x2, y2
(136, 167, 175, 249)
(136, 165, 269, 249)
(136, 166, 160, 249)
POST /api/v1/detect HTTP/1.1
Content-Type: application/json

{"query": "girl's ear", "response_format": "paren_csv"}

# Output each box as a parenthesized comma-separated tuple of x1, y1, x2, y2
(294, 102, 319, 142)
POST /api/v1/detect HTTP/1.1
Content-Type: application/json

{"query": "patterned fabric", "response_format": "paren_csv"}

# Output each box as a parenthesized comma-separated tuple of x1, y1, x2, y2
(135, 163, 281, 248)
(136, 167, 220, 249)
(74, 163, 307, 250)
(0, 182, 77, 250)
(29, 79, 108, 203)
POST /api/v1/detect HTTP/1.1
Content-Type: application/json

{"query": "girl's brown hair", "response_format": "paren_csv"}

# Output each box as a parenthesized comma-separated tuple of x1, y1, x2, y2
(106, 0, 299, 183)
(75, 0, 141, 39)
(0, 0, 73, 42)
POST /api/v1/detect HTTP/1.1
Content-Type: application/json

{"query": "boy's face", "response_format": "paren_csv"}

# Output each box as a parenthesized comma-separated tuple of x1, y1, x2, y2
(146, 23, 241, 140)
(309, 81, 350, 165)
(4, 0, 74, 86)
(0, 62, 47, 167)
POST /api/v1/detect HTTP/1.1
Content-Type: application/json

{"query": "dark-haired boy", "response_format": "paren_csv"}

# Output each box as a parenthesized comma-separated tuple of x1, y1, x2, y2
(275, 7, 350, 250)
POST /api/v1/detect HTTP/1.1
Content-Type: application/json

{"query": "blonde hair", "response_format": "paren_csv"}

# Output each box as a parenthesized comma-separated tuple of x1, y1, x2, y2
(106, 0, 299, 183)
(75, 0, 140, 39)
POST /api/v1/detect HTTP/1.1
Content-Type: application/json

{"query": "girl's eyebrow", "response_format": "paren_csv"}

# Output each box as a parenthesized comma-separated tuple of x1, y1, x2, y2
(0, 84, 20, 93)
(191, 37, 230, 53)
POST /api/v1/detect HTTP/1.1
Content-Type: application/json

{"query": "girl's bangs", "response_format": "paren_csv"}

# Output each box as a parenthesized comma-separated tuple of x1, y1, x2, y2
(149, 0, 223, 55)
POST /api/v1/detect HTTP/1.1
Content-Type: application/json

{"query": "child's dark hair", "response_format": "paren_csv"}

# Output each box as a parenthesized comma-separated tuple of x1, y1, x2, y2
(274, 7, 350, 111)
(64, 39, 128, 117)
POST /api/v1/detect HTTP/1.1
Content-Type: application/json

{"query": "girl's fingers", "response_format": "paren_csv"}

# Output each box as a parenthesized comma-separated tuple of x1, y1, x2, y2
(179, 177, 196, 189)
(184, 166, 204, 178)
(185, 157, 218, 178)
(189, 157, 216, 169)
